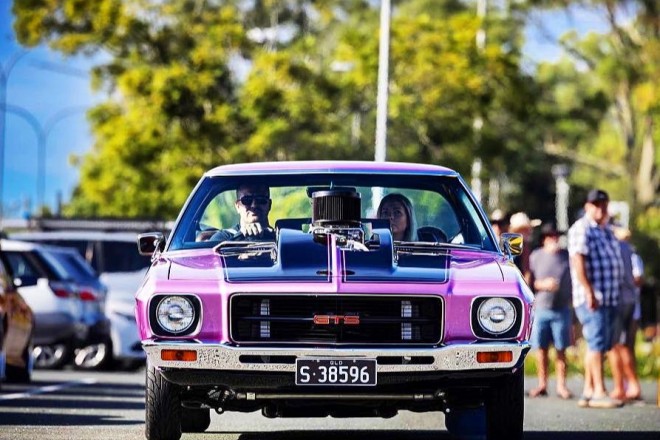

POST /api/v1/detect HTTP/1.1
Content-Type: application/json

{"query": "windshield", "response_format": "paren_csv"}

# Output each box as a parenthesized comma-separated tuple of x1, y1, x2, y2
(168, 172, 496, 252)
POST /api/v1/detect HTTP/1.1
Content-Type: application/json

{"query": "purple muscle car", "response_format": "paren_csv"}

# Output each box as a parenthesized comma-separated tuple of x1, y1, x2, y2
(136, 161, 533, 440)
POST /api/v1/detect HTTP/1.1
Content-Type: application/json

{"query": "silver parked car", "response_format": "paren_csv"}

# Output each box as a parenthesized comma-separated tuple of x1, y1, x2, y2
(10, 231, 150, 368)
(46, 247, 112, 369)
(1, 239, 85, 369)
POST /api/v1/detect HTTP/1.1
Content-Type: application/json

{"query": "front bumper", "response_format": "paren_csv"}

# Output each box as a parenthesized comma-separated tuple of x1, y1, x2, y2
(142, 341, 530, 373)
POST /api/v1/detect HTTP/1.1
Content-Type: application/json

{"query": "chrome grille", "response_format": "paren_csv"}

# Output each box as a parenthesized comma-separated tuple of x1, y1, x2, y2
(230, 294, 443, 345)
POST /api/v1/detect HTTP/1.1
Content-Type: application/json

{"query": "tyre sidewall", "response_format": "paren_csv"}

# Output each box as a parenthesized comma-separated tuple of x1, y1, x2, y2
(145, 361, 182, 440)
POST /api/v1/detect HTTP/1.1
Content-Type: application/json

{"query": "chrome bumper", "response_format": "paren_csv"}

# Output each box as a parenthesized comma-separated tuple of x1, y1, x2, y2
(143, 341, 530, 373)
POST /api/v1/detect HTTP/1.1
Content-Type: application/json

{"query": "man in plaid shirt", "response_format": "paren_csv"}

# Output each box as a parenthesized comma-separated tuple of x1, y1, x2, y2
(568, 189, 624, 408)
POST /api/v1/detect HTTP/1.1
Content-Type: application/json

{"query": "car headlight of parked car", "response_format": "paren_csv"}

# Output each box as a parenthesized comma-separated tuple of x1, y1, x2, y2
(149, 295, 201, 336)
(472, 297, 522, 339)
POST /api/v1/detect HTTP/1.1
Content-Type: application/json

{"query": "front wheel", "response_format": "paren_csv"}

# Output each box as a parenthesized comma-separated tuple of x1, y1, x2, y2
(145, 361, 182, 440)
(485, 368, 524, 440)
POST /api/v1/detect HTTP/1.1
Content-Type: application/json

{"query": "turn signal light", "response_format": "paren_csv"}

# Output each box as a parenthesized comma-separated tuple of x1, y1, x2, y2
(161, 349, 197, 362)
(476, 351, 513, 364)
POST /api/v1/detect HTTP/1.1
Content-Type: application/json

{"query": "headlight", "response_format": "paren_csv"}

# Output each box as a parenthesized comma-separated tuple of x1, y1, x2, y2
(156, 296, 195, 334)
(477, 298, 516, 335)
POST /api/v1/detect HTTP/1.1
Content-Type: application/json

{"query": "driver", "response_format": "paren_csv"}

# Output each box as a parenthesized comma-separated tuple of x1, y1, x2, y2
(211, 184, 276, 241)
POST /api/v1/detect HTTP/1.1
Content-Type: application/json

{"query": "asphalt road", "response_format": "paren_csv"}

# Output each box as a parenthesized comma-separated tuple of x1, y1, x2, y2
(0, 368, 658, 440)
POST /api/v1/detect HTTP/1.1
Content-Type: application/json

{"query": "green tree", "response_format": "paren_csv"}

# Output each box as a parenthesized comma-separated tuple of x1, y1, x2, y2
(11, 0, 556, 222)
(524, 0, 659, 277)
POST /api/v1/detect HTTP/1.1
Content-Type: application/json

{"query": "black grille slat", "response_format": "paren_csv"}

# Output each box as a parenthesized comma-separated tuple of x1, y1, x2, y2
(230, 295, 442, 345)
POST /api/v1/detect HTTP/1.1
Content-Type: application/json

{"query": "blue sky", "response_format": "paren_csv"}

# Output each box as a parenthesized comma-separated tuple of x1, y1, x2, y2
(0, 1, 611, 219)
(0, 1, 99, 219)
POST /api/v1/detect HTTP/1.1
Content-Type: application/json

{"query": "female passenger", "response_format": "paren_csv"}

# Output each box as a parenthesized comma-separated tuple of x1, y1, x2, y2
(377, 193, 417, 241)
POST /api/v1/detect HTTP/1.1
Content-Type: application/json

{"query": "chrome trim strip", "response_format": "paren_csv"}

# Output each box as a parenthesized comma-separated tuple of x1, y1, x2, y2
(143, 341, 530, 372)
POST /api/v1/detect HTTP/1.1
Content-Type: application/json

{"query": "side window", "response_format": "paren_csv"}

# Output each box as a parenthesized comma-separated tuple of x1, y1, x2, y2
(199, 192, 236, 231)
(5, 252, 41, 287)
(387, 189, 461, 242)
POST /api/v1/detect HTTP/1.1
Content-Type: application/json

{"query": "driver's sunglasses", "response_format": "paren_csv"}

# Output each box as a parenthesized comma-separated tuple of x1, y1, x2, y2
(239, 195, 270, 206)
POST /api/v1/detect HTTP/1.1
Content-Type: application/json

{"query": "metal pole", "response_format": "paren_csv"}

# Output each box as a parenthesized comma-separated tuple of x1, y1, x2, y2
(0, 51, 28, 224)
(471, 0, 487, 205)
(552, 164, 570, 247)
(372, 0, 391, 214)
(39, 106, 88, 212)
(374, 0, 391, 163)
(5, 104, 86, 214)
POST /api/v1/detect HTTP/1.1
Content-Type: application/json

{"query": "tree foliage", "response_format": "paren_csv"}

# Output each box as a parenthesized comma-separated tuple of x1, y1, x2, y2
(10, 1, 658, 276)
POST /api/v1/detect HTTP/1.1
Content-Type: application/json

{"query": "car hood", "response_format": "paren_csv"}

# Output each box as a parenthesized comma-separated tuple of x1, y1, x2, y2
(166, 229, 504, 284)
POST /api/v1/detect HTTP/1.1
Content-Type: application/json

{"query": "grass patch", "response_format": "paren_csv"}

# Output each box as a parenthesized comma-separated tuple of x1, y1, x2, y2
(524, 331, 660, 380)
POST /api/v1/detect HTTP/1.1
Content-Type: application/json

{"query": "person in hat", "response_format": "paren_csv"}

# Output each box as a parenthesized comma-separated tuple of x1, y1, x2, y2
(508, 212, 540, 285)
(489, 209, 509, 241)
(528, 223, 574, 399)
(568, 189, 624, 408)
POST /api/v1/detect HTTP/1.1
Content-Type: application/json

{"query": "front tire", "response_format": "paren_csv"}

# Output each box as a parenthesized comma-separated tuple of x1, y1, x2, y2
(145, 361, 182, 440)
(485, 368, 524, 440)
(181, 408, 211, 432)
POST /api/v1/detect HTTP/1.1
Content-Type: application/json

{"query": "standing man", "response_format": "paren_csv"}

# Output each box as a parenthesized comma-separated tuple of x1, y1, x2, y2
(528, 223, 573, 400)
(568, 189, 624, 408)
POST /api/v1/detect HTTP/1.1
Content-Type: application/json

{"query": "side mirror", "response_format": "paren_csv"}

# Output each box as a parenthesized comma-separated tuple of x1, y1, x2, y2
(500, 233, 523, 257)
(137, 232, 165, 256)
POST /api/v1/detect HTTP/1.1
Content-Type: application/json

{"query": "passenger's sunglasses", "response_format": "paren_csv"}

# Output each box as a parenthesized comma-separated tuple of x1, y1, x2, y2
(238, 195, 270, 206)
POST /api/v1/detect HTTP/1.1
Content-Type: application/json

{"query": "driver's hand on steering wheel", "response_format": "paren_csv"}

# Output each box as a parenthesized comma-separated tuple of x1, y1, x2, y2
(241, 223, 265, 237)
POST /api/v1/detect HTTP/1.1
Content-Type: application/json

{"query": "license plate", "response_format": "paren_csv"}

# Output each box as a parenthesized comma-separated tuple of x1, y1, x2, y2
(295, 358, 377, 386)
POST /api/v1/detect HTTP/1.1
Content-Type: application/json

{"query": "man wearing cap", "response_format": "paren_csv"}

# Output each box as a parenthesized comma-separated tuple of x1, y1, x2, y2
(568, 189, 624, 408)
(528, 223, 573, 399)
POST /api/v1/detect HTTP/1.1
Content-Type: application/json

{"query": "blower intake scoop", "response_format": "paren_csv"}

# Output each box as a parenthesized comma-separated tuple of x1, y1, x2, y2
(312, 189, 361, 227)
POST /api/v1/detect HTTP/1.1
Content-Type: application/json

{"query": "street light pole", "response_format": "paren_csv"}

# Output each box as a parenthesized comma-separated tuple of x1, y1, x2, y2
(551, 164, 571, 246)
(0, 50, 28, 223)
(372, 0, 391, 214)
(374, 0, 391, 164)
(5, 104, 87, 214)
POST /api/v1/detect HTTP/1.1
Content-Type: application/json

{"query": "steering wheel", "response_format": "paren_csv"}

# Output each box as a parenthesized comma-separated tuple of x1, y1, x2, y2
(417, 226, 448, 243)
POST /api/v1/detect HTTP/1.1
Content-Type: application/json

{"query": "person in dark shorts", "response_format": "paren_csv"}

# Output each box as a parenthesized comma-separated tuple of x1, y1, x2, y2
(568, 189, 624, 409)
(528, 223, 573, 399)
(609, 226, 643, 401)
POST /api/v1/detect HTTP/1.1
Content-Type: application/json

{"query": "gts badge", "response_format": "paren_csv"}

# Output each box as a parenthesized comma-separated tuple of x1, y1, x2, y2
(313, 315, 360, 325)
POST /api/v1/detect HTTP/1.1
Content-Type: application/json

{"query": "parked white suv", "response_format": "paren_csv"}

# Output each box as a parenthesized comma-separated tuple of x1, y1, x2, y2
(9, 231, 151, 368)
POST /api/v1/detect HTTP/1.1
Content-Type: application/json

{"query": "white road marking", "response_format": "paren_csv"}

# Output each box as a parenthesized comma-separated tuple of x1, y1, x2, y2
(0, 378, 98, 401)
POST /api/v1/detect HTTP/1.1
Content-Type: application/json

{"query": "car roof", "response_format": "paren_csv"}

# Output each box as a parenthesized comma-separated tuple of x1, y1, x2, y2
(9, 230, 139, 242)
(205, 161, 458, 177)
(0, 238, 84, 253)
